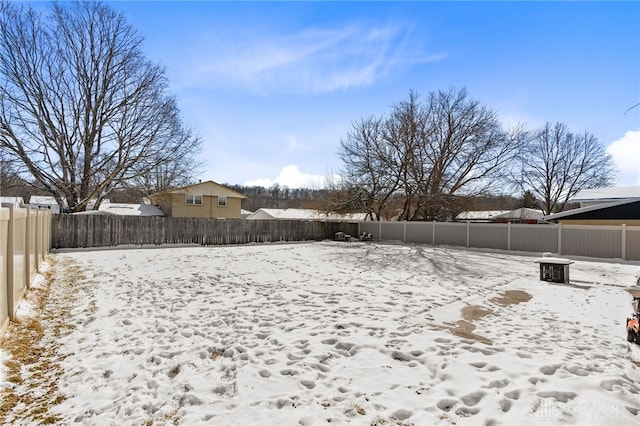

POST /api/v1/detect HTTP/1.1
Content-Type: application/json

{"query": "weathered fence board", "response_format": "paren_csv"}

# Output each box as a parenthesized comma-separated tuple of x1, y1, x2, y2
(51, 215, 358, 249)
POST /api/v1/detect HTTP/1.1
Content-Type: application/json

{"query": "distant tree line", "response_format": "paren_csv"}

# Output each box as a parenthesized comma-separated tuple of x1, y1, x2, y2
(228, 183, 546, 217)
(1, 171, 542, 217)
(225, 184, 332, 212)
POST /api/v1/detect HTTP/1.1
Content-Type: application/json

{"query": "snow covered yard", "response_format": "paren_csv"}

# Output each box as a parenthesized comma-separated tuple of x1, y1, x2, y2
(2, 241, 640, 425)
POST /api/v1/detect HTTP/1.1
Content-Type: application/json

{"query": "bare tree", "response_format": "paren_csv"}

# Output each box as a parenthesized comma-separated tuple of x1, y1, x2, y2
(0, 1, 202, 212)
(516, 122, 616, 215)
(338, 88, 524, 221)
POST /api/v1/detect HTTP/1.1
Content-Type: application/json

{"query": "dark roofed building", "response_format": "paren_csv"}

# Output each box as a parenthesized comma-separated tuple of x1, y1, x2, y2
(543, 198, 640, 226)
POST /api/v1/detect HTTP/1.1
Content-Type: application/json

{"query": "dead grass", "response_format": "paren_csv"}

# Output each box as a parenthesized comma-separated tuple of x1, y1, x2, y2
(209, 348, 226, 361)
(351, 403, 366, 416)
(435, 319, 494, 346)
(0, 256, 93, 425)
(435, 304, 495, 345)
(490, 290, 532, 306)
(162, 407, 181, 425)
(370, 416, 414, 426)
(434, 290, 532, 345)
(461, 305, 493, 322)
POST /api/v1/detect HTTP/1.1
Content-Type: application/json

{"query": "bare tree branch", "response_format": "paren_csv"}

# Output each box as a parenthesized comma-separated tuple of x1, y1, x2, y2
(624, 102, 639, 115)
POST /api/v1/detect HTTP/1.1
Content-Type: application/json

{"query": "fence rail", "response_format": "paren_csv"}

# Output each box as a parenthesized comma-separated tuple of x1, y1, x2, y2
(0, 206, 51, 331)
(51, 215, 359, 249)
(359, 221, 640, 261)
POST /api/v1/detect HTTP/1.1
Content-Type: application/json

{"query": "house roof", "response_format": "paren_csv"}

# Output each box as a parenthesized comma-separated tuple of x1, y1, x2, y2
(76, 203, 165, 216)
(543, 197, 640, 221)
(455, 210, 510, 221)
(0, 197, 24, 207)
(493, 208, 545, 221)
(29, 195, 70, 209)
(571, 186, 640, 203)
(247, 208, 366, 221)
(29, 195, 58, 204)
(100, 203, 164, 216)
(149, 181, 247, 199)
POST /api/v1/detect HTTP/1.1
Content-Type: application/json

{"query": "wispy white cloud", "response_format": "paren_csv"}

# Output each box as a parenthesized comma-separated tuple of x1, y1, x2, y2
(244, 165, 339, 189)
(286, 135, 307, 153)
(188, 22, 444, 95)
(606, 130, 640, 186)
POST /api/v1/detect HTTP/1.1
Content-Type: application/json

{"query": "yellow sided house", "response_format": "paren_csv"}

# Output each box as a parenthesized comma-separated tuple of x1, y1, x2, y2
(148, 181, 247, 219)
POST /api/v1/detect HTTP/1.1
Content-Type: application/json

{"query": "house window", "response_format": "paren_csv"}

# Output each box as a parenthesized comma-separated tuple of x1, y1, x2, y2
(218, 196, 227, 207)
(186, 194, 203, 205)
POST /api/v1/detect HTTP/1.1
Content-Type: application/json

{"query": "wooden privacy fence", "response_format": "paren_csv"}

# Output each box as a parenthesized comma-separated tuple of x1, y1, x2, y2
(359, 221, 640, 261)
(51, 215, 359, 249)
(0, 205, 51, 330)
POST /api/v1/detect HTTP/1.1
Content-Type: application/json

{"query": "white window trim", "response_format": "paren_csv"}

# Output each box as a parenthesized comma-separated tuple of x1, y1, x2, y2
(218, 196, 227, 207)
(186, 194, 203, 205)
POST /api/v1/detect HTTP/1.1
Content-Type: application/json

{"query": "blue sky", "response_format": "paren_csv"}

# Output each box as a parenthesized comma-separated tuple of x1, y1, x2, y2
(108, 1, 640, 189)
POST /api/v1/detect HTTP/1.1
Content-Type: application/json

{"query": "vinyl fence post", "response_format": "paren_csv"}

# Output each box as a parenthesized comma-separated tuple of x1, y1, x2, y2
(403, 221, 407, 242)
(24, 207, 30, 289)
(621, 224, 626, 260)
(6, 205, 15, 321)
(466, 221, 470, 248)
(432, 220, 436, 246)
(507, 222, 511, 251)
(34, 209, 40, 271)
(557, 223, 562, 255)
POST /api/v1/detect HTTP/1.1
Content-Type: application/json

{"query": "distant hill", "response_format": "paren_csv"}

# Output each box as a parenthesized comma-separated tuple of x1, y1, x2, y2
(224, 184, 331, 211)
(225, 184, 533, 218)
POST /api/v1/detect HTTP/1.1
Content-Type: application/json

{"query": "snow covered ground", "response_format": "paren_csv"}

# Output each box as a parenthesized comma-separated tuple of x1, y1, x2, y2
(3, 241, 640, 425)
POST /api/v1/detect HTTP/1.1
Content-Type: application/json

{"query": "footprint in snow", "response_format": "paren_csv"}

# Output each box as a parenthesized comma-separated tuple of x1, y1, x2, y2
(504, 390, 520, 400)
(300, 379, 316, 389)
(461, 390, 486, 406)
(437, 398, 458, 412)
(537, 390, 578, 403)
(540, 364, 561, 375)
(499, 398, 512, 412)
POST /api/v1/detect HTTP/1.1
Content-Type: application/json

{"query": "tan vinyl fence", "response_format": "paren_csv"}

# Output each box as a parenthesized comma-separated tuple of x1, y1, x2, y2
(0, 206, 51, 332)
(359, 221, 640, 261)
